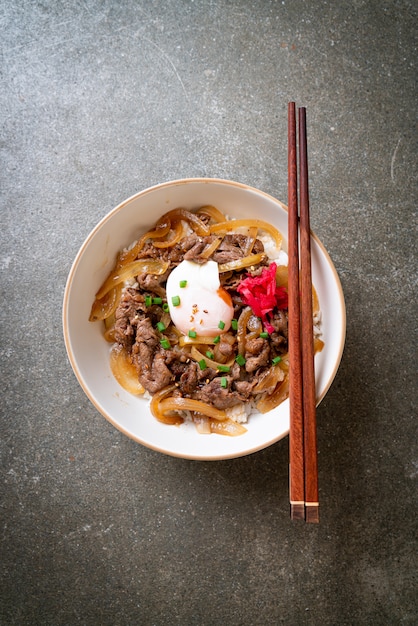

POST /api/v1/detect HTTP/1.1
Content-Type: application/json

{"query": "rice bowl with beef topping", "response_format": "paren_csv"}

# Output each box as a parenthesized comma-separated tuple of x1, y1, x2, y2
(89, 205, 324, 436)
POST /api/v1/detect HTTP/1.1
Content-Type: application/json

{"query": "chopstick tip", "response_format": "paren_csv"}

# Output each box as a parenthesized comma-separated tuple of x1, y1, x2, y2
(290, 502, 305, 521)
(305, 503, 319, 524)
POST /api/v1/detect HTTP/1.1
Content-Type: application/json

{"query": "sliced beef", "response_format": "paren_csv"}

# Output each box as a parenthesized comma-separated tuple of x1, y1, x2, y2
(179, 362, 199, 395)
(245, 337, 270, 373)
(212, 333, 236, 363)
(194, 377, 245, 409)
(136, 269, 170, 297)
(114, 288, 146, 348)
(212, 234, 264, 265)
(183, 236, 212, 262)
(269, 310, 288, 352)
(130, 318, 172, 393)
(269, 310, 288, 337)
(137, 353, 173, 394)
(167, 234, 206, 265)
(233, 379, 256, 398)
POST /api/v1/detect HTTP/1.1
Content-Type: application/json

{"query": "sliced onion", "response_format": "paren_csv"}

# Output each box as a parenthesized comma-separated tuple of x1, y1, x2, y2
(218, 252, 266, 273)
(199, 236, 223, 259)
(312, 285, 320, 316)
(95, 259, 169, 300)
(242, 226, 258, 255)
(253, 364, 285, 393)
(153, 219, 184, 248)
(159, 397, 227, 421)
(190, 346, 235, 370)
(237, 306, 253, 356)
(178, 335, 217, 347)
(314, 337, 325, 353)
(89, 285, 122, 322)
(110, 345, 145, 395)
(193, 414, 212, 434)
(210, 219, 282, 248)
(195, 205, 226, 223)
(150, 384, 181, 424)
(118, 218, 171, 265)
(160, 208, 210, 237)
(275, 264, 288, 288)
(256, 374, 289, 414)
(209, 418, 247, 436)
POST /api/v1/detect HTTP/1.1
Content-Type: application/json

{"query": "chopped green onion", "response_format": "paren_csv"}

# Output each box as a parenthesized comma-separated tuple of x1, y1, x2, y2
(198, 359, 207, 371)
(171, 295, 181, 307)
(231, 319, 238, 330)
(272, 356, 282, 365)
(218, 320, 225, 330)
(235, 354, 246, 366)
(179, 280, 187, 288)
(152, 297, 162, 305)
(217, 364, 230, 373)
(162, 303, 169, 312)
(206, 350, 214, 359)
(160, 339, 171, 350)
(156, 321, 166, 332)
(145, 295, 152, 307)
(220, 377, 227, 388)
(260, 332, 269, 339)
(188, 330, 197, 338)
(213, 335, 220, 344)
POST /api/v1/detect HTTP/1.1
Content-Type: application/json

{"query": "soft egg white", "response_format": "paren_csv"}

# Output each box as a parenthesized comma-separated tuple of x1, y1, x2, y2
(166, 260, 234, 337)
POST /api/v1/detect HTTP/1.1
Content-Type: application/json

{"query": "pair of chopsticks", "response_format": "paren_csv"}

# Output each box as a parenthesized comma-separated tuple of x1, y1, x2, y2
(287, 102, 319, 523)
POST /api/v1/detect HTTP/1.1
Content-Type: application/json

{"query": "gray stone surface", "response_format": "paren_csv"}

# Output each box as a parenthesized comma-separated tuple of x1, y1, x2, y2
(1, 1, 417, 624)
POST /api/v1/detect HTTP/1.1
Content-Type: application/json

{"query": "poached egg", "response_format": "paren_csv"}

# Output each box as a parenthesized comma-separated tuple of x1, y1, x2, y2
(166, 260, 234, 337)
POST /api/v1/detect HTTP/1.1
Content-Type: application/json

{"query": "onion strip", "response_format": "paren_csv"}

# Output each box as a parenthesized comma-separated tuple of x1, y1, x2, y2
(95, 259, 169, 300)
(242, 226, 258, 255)
(195, 205, 226, 223)
(190, 346, 235, 370)
(209, 419, 247, 436)
(253, 364, 285, 393)
(178, 335, 218, 347)
(110, 346, 145, 395)
(118, 218, 172, 265)
(210, 219, 282, 248)
(150, 384, 183, 424)
(89, 285, 122, 322)
(199, 236, 223, 259)
(159, 208, 210, 237)
(256, 374, 289, 414)
(218, 252, 266, 273)
(153, 219, 184, 249)
(237, 306, 253, 356)
(159, 397, 228, 421)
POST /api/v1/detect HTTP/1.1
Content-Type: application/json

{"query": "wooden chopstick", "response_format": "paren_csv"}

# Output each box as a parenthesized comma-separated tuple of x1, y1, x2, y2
(287, 102, 305, 521)
(287, 102, 319, 523)
(299, 106, 319, 523)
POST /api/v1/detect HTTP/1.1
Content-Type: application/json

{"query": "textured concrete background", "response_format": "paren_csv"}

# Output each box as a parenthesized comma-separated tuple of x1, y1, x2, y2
(1, 1, 417, 624)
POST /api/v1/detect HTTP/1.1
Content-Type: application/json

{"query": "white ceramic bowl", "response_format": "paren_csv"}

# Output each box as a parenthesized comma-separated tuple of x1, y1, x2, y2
(63, 178, 346, 460)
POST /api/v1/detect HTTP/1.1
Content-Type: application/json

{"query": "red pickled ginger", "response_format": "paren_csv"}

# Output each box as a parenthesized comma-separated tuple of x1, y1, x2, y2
(236, 262, 288, 333)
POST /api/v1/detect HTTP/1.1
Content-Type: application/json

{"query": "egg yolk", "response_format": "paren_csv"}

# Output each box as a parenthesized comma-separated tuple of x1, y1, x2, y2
(166, 260, 234, 337)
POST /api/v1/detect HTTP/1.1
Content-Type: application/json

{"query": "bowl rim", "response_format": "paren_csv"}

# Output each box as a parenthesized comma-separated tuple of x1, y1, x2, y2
(63, 177, 346, 459)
